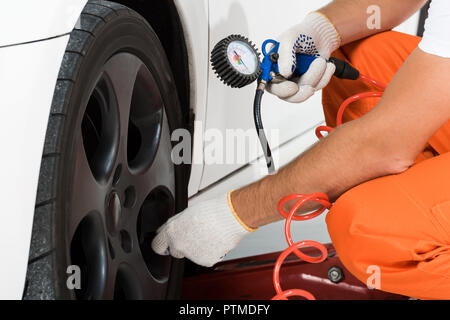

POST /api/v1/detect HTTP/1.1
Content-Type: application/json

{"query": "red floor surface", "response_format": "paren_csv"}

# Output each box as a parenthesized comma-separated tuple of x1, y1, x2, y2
(182, 244, 408, 300)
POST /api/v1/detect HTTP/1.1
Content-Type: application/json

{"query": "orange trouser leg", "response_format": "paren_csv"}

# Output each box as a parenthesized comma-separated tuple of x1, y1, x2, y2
(327, 153, 450, 300)
(324, 31, 450, 299)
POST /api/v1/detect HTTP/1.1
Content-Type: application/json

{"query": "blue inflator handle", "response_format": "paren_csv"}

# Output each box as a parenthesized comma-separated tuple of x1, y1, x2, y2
(294, 54, 360, 80)
(293, 54, 317, 77)
(261, 39, 359, 82)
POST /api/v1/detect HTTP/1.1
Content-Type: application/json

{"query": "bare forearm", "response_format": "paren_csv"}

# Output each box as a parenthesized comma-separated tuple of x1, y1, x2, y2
(319, 0, 427, 45)
(232, 119, 398, 228)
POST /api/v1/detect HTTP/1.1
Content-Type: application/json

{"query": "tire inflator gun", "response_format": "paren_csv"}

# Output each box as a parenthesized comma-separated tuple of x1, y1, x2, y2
(211, 35, 360, 174)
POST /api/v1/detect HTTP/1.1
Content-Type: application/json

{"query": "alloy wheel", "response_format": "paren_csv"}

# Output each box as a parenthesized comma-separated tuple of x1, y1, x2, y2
(68, 53, 176, 300)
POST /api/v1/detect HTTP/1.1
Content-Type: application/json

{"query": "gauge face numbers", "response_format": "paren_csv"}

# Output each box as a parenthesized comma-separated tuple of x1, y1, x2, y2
(227, 41, 259, 76)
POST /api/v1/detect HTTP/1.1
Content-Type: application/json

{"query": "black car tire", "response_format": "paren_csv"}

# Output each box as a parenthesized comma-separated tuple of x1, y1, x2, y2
(23, 0, 188, 300)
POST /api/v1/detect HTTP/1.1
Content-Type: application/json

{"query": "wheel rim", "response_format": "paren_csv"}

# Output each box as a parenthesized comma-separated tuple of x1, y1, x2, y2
(68, 53, 176, 300)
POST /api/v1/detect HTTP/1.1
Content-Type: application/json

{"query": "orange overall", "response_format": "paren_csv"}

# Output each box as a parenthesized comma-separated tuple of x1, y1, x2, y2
(323, 31, 450, 299)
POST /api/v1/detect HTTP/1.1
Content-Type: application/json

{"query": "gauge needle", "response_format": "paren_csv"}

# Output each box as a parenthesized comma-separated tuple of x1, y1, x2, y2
(234, 50, 249, 70)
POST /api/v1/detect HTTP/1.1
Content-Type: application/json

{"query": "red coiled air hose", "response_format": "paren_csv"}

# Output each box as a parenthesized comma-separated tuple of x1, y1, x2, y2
(272, 74, 387, 300)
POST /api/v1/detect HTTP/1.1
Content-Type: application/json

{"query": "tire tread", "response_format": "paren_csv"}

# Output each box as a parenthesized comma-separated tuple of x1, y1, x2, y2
(24, 1, 119, 300)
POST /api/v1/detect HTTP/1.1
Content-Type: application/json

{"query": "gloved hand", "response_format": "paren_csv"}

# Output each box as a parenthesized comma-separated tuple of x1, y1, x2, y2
(151, 192, 256, 267)
(267, 12, 341, 103)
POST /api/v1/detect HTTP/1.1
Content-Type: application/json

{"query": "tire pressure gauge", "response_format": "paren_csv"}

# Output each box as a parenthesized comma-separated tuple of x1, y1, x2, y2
(211, 35, 261, 88)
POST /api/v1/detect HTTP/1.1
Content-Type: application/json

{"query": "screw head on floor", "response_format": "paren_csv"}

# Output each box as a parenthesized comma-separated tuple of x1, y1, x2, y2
(328, 266, 344, 283)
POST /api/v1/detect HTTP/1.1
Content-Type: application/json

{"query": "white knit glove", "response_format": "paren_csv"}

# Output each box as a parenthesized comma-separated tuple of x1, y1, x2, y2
(267, 12, 341, 103)
(151, 192, 255, 267)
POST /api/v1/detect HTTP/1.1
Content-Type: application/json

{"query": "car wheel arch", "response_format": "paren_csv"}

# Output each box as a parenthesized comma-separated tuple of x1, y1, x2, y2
(115, 0, 191, 129)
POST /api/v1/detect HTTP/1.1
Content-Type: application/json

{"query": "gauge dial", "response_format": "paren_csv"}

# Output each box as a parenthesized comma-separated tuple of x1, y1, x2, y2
(226, 41, 259, 75)
(211, 35, 261, 88)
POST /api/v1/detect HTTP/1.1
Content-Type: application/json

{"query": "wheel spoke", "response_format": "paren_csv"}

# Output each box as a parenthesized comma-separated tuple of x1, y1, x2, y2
(102, 53, 143, 161)
(68, 139, 106, 241)
(100, 262, 117, 300)
(132, 113, 175, 211)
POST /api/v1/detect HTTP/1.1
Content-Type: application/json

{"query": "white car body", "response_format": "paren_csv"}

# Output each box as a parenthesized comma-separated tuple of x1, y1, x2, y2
(0, 0, 420, 299)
